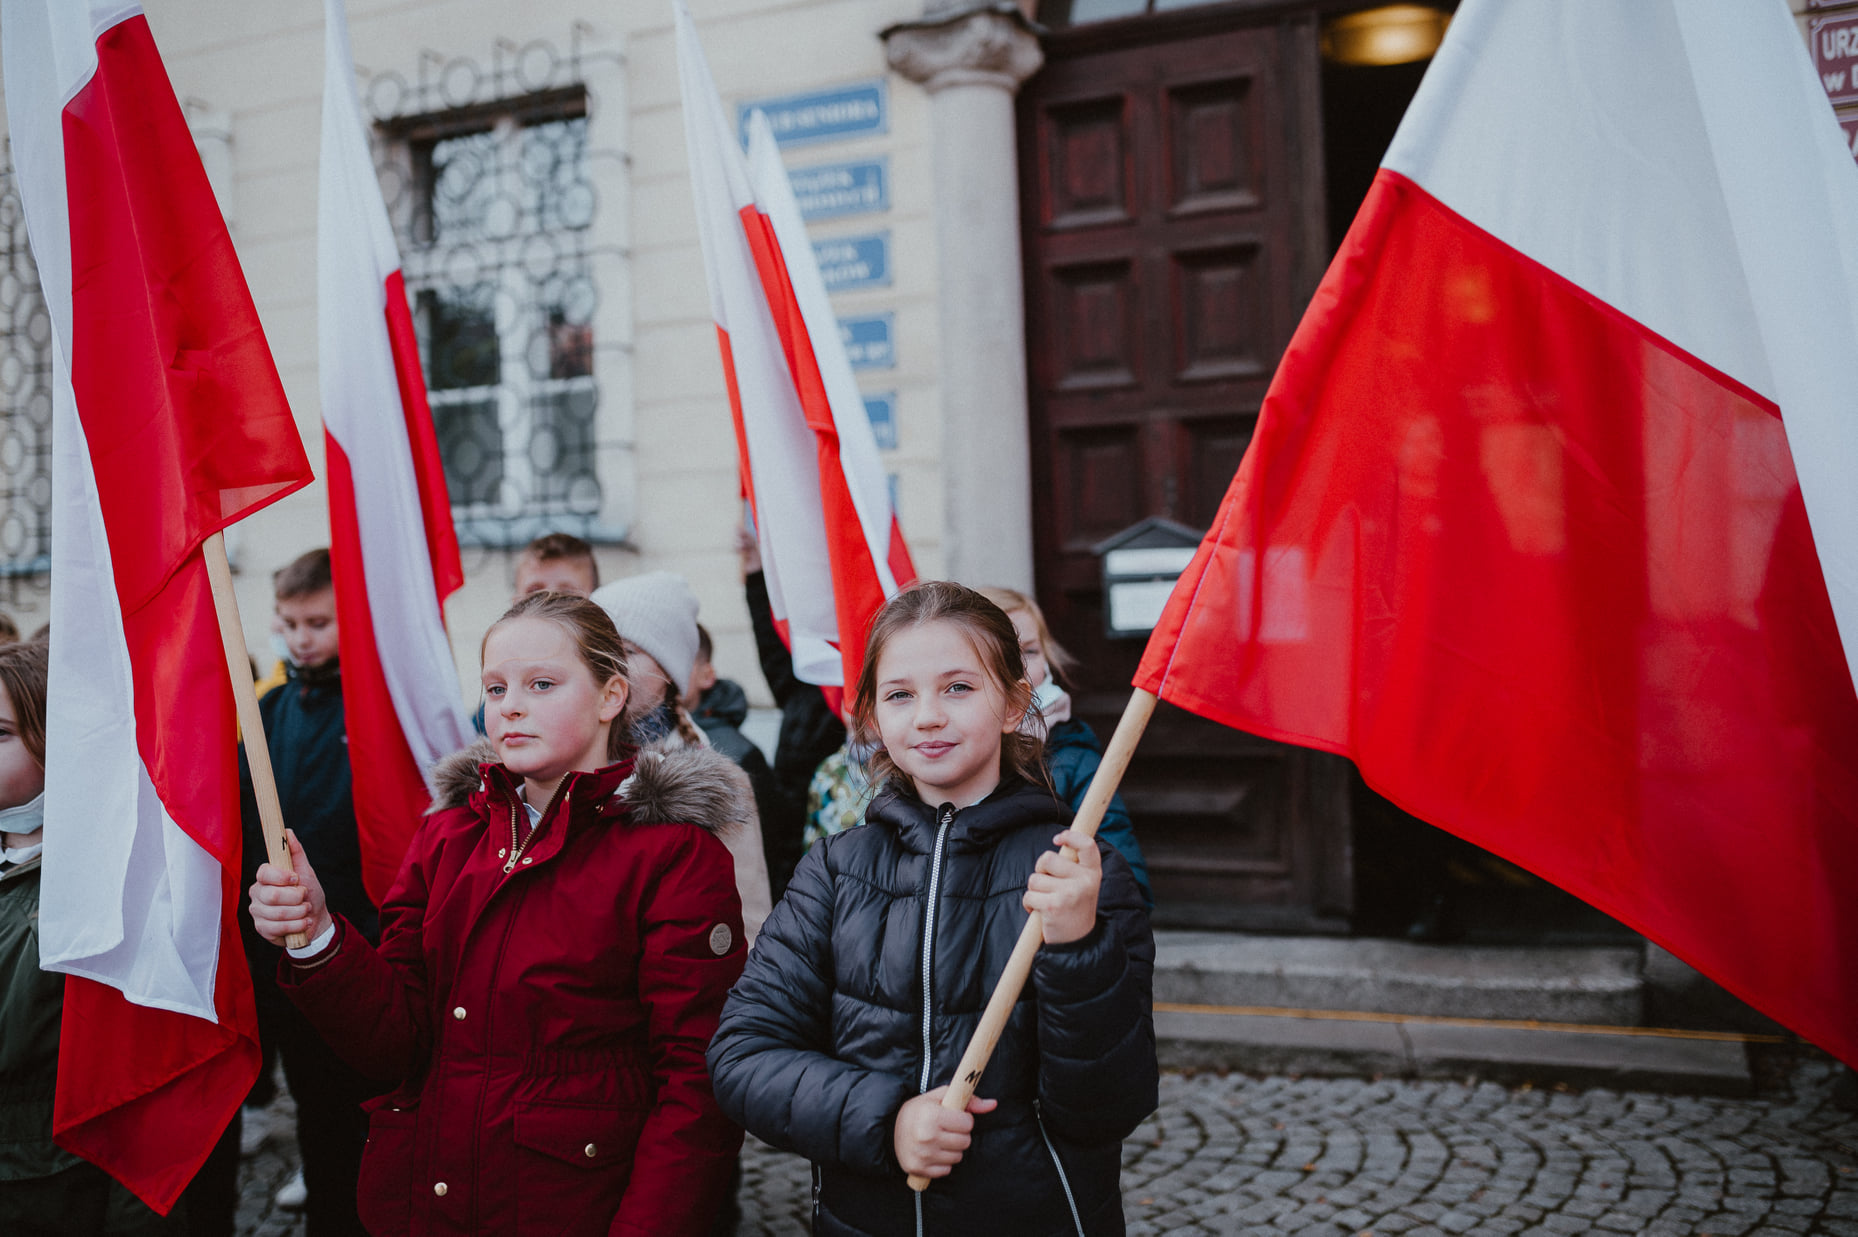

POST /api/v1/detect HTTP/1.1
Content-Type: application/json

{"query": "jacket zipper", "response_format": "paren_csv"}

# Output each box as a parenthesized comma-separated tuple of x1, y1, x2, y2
(501, 779, 570, 874)
(1036, 1099, 1086, 1237)
(916, 803, 956, 1237)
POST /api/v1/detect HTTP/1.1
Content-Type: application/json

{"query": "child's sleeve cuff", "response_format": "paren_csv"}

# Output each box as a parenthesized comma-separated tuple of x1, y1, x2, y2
(287, 921, 337, 960)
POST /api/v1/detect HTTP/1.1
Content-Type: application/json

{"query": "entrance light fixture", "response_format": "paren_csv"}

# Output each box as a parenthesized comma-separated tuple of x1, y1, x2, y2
(1321, 4, 1451, 67)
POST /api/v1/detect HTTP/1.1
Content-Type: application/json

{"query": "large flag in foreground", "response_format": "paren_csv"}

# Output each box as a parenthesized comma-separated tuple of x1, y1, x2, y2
(675, 0, 913, 692)
(1138, 0, 1858, 1066)
(2, 0, 314, 1208)
(320, 0, 472, 902)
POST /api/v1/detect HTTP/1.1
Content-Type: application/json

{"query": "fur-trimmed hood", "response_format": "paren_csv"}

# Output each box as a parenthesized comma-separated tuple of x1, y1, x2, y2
(428, 735, 755, 840)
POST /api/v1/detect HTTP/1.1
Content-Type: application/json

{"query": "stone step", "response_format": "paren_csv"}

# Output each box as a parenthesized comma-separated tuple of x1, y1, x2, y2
(1153, 931, 1645, 1025)
(1152, 1005, 1755, 1096)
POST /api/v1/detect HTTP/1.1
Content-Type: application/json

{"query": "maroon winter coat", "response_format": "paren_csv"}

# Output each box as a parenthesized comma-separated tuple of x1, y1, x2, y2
(279, 739, 751, 1237)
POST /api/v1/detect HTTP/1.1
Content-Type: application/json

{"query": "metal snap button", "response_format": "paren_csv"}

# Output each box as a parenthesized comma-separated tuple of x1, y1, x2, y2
(433, 1182, 448, 1197)
(583, 1143, 597, 1158)
(452, 1006, 466, 1020)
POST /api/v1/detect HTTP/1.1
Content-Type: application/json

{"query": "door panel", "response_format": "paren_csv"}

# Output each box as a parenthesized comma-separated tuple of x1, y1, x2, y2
(1020, 12, 1351, 931)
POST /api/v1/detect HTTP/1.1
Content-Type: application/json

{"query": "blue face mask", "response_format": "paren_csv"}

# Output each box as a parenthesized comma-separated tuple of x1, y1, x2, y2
(631, 701, 678, 745)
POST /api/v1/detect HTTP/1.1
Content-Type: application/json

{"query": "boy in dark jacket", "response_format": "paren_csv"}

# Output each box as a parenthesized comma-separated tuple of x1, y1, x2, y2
(237, 550, 376, 1236)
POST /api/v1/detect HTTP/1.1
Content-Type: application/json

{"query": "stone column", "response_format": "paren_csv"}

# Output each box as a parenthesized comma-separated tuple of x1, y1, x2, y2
(884, 4, 1042, 592)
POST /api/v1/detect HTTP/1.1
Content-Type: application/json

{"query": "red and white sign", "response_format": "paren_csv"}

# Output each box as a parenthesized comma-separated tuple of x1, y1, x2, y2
(1813, 13, 1858, 105)
(1841, 113, 1858, 165)
(1, 0, 314, 1209)
(1140, 0, 1858, 1068)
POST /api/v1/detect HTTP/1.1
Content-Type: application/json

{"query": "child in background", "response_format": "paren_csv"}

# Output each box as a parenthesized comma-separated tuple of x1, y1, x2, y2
(513, 531, 599, 598)
(249, 593, 748, 1237)
(593, 573, 773, 944)
(980, 587, 1153, 909)
(237, 549, 375, 1234)
(686, 625, 788, 901)
(709, 582, 1156, 1236)
(802, 721, 878, 852)
(684, 623, 769, 776)
(469, 533, 604, 739)
(0, 642, 176, 1234)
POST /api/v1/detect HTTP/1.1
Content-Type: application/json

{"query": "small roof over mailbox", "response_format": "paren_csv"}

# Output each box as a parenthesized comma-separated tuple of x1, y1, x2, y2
(1092, 516, 1204, 638)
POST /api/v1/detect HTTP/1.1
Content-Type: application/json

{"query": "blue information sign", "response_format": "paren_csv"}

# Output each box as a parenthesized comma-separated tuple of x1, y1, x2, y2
(814, 233, 890, 292)
(839, 314, 894, 370)
(788, 159, 889, 221)
(739, 80, 886, 148)
(863, 392, 897, 450)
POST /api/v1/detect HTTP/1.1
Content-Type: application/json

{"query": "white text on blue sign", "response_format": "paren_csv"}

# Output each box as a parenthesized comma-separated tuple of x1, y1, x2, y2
(864, 392, 897, 450)
(814, 233, 890, 292)
(839, 314, 894, 370)
(788, 159, 889, 221)
(739, 80, 886, 148)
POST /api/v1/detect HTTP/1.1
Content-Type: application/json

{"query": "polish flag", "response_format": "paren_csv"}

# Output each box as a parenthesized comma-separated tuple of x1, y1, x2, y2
(1138, 0, 1858, 1067)
(319, 0, 472, 902)
(675, 0, 913, 692)
(1, 0, 314, 1210)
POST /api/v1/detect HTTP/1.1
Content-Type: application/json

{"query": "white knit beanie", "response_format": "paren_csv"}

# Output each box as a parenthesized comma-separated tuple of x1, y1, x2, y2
(590, 571, 701, 697)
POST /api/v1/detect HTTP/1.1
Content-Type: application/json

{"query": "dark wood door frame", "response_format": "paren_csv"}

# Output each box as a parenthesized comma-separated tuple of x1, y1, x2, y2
(1017, 2, 1353, 932)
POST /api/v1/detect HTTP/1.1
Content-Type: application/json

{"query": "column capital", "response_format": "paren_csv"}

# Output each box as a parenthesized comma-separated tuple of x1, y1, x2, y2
(882, 4, 1044, 95)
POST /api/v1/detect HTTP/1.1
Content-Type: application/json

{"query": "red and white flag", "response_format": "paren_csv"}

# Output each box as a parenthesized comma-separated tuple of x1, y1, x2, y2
(2, 0, 314, 1209)
(1138, 0, 1858, 1066)
(320, 0, 472, 901)
(675, 0, 913, 692)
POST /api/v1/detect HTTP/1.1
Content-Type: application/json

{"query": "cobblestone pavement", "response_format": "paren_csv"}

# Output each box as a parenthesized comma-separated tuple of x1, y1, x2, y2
(237, 1056, 1858, 1236)
(736, 1056, 1858, 1237)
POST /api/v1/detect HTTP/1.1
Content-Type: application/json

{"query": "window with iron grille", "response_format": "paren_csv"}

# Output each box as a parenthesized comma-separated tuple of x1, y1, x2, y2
(379, 85, 609, 546)
(0, 145, 54, 597)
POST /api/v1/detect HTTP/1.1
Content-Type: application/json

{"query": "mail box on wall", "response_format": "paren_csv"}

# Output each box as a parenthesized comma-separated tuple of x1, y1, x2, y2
(1092, 516, 1204, 638)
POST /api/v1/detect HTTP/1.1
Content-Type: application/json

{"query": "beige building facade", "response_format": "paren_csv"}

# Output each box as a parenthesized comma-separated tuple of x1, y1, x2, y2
(178, 0, 998, 696)
(0, 0, 1032, 696)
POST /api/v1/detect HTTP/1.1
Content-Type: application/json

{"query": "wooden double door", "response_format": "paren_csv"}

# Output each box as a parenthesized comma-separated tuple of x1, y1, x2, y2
(1018, 9, 1352, 930)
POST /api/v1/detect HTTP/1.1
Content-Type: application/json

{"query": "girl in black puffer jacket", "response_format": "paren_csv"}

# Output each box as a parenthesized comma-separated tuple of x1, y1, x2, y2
(708, 582, 1157, 1237)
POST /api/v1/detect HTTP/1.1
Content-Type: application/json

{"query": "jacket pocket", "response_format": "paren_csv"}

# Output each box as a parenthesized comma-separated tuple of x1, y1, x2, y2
(512, 1099, 644, 1236)
(356, 1099, 418, 1237)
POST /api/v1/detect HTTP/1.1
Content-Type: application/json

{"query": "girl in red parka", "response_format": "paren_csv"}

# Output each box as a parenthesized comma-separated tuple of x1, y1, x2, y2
(249, 591, 749, 1237)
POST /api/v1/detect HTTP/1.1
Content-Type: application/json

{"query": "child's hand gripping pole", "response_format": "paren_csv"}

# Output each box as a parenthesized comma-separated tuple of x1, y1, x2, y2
(905, 689, 1158, 1193)
(203, 533, 308, 950)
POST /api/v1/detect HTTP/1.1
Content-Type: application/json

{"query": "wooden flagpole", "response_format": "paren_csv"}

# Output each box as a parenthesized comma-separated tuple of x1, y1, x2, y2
(202, 532, 307, 950)
(907, 687, 1158, 1192)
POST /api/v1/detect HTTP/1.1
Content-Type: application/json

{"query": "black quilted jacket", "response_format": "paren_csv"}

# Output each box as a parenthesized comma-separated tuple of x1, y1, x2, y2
(708, 779, 1157, 1236)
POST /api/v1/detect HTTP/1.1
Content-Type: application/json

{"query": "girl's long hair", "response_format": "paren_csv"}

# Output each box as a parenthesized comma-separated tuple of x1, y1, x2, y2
(976, 586, 1078, 688)
(851, 581, 1047, 796)
(482, 591, 633, 763)
(0, 639, 48, 768)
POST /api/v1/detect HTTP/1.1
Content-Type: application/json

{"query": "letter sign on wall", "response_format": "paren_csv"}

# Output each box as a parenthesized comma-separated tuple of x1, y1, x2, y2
(813, 233, 891, 293)
(789, 159, 889, 221)
(838, 314, 895, 370)
(739, 81, 887, 148)
(863, 392, 898, 450)
(1813, 14, 1858, 107)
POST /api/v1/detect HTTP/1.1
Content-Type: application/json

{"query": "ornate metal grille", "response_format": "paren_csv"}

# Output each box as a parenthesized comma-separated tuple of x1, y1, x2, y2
(371, 40, 613, 550)
(0, 143, 53, 607)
